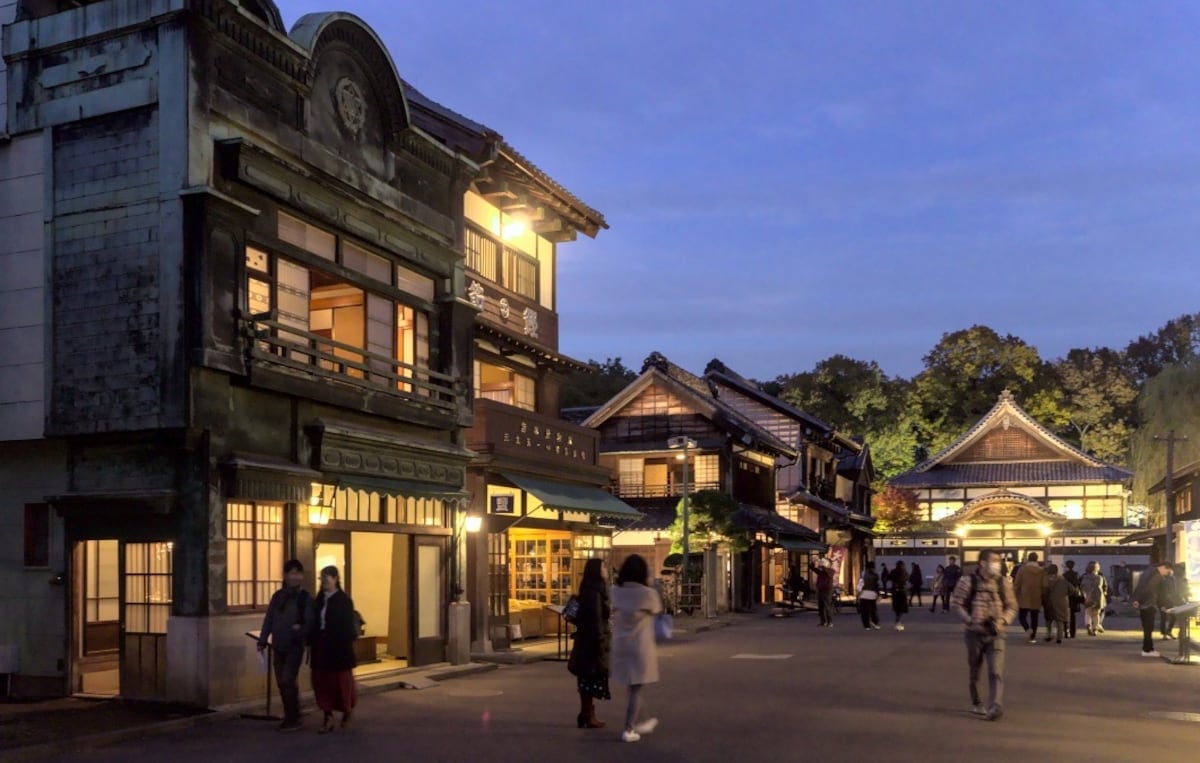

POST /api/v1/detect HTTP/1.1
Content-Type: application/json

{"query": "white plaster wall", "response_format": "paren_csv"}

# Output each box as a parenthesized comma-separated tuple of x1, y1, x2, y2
(0, 440, 67, 688)
(0, 128, 46, 441)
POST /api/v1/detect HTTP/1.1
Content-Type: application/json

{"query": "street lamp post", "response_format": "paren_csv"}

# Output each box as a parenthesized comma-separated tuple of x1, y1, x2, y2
(668, 436, 698, 597)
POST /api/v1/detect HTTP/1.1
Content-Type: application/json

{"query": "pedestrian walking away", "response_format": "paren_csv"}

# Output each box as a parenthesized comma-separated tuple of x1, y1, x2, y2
(858, 562, 881, 630)
(1062, 560, 1083, 639)
(1080, 561, 1109, 636)
(610, 554, 663, 743)
(256, 559, 311, 732)
(1131, 561, 1173, 657)
(568, 558, 612, 729)
(910, 563, 924, 608)
(1041, 564, 1069, 644)
(929, 565, 946, 613)
(891, 561, 909, 630)
(950, 549, 1018, 722)
(942, 556, 963, 613)
(309, 565, 359, 733)
(1013, 552, 1045, 643)
(815, 558, 836, 627)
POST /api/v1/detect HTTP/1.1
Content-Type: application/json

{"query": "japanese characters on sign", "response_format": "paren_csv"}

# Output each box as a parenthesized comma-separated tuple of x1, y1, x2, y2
(500, 419, 590, 463)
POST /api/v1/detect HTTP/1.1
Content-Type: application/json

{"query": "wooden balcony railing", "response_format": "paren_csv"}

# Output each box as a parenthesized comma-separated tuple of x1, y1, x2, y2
(241, 313, 462, 415)
(614, 482, 722, 498)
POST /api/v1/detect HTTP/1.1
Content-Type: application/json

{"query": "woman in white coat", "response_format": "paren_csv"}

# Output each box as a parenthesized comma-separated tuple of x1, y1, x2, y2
(610, 554, 663, 743)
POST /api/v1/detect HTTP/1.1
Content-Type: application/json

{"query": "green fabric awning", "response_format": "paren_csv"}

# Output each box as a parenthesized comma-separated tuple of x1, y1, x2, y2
(500, 472, 641, 518)
(776, 536, 826, 552)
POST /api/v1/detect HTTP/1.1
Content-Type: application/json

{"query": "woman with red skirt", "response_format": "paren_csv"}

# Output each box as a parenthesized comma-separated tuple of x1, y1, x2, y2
(310, 565, 358, 733)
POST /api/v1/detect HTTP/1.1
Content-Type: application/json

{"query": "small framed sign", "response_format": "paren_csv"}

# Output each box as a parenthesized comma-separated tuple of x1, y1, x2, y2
(491, 494, 515, 515)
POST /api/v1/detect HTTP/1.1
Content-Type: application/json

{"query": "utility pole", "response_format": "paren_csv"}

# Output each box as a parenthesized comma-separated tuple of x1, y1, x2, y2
(1155, 430, 1189, 566)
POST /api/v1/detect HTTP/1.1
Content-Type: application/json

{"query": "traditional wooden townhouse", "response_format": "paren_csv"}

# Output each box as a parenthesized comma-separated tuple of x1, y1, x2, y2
(402, 86, 640, 651)
(704, 360, 876, 597)
(884, 391, 1150, 577)
(0, 0, 489, 704)
(1126, 459, 1200, 569)
(584, 353, 819, 611)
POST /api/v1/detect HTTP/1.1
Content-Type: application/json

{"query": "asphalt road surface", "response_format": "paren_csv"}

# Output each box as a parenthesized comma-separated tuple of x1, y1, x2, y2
(46, 608, 1200, 763)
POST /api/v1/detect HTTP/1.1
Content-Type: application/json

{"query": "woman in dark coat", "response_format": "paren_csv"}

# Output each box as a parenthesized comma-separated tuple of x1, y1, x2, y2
(569, 558, 612, 728)
(891, 561, 909, 631)
(909, 563, 924, 607)
(310, 565, 358, 733)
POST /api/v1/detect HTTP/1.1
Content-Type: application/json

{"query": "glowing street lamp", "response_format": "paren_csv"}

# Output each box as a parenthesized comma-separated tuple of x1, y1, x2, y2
(309, 483, 335, 527)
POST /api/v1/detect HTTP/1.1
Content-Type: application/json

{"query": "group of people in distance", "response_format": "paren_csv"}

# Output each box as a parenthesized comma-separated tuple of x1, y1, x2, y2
(853, 557, 965, 632)
(1012, 553, 1102, 643)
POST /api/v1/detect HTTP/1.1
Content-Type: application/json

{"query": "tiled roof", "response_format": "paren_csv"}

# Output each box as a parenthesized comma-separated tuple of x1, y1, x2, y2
(733, 504, 821, 540)
(890, 461, 1132, 489)
(641, 353, 798, 458)
(624, 505, 677, 532)
(402, 82, 607, 235)
(789, 489, 848, 521)
(704, 361, 833, 433)
(1147, 459, 1200, 495)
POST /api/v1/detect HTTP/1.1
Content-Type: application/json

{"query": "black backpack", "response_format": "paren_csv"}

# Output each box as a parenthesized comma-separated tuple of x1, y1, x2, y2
(964, 571, 1008, 613)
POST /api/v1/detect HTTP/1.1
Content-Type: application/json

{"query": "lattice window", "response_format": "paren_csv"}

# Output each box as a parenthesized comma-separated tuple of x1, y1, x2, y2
(465, 226, 499, 281)
(226, 503, 284, 609)
(124, 542, 173, 634)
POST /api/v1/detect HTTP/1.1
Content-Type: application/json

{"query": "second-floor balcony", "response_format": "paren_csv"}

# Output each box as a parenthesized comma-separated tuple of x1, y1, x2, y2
(242, 312, 463, 421)
(613, 481, 722, 499)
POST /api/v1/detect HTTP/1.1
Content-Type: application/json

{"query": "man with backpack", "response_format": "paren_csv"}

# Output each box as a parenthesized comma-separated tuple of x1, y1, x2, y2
(257, 559, 312, 732)
(950, 550, 1018, 722)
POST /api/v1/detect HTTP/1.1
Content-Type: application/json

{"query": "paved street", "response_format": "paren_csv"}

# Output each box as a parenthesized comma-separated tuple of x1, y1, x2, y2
(41, 608, 1200, 763)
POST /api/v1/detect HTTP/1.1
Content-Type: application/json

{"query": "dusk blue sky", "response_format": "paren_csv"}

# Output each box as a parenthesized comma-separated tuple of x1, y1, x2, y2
(285, 1, 1199, 380)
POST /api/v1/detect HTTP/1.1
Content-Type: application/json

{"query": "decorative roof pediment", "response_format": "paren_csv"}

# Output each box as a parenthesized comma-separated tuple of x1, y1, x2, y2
(940, 490, 1065, 526)
(909, 391, 1113, 473)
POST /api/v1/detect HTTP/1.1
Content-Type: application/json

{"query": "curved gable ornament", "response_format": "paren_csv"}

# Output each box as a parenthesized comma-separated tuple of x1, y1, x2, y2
(940, 490, 1065, 527)
(290, 12, 411, 147)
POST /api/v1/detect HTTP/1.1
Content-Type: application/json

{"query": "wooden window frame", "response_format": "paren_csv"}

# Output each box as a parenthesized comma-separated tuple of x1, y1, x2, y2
(226, 502, 285, 611)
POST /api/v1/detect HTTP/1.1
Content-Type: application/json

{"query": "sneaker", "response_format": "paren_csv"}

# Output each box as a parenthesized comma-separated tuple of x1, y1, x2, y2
(1097, 626, 1105, 634)
(986, 705, 1004, 722)
(865, 626, 872, 630)
(1141, 650, 1161, 658)
(971, 704, 986, 716)
(277, 721, 302, 733)
(871, 623, 881, 630)
(1028, 637, 1037, 644)
(895, 623, 905, 631)
(634, 718, 658, 735)
(621, 730, 641, 743)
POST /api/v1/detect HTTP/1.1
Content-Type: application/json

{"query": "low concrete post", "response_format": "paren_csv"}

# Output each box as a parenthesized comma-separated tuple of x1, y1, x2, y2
(448, 601, 471, 665)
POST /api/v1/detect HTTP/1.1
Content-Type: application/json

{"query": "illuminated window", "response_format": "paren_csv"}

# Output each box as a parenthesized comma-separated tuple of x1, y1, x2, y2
(226, 502, 284, 610)
(474, 360, 536, 411)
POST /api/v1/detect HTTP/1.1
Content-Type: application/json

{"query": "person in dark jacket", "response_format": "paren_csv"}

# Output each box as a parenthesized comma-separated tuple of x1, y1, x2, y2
(941, 556, 963, 613)
(1158, 566, 1181, 640)
(1062, 560, 1082, 639)
(814, 558, 836, 627)
(256, 559, 311, 732)
(1041, 564, 1070, 644)
(569, 558, 612, 728)
(310, 565, 358, 733)
(890, 561, 909, 631)
(909, 563, 924, 607)
(1131, 561, 1173, 657)
(857, 562, 881, 630)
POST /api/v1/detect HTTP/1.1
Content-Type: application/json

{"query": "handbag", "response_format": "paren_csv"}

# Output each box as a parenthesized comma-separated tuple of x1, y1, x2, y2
(562, 595, 581, 624)
(654, 612, 673, 643)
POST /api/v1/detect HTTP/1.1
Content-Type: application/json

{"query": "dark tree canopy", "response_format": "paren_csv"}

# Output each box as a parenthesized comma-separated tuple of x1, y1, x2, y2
(559, 357, 638, 409)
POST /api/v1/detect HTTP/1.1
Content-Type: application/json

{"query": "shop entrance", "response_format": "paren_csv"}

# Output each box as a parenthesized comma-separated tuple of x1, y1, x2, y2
(315, 530, 447, 669)
(71, 540, 173, 699)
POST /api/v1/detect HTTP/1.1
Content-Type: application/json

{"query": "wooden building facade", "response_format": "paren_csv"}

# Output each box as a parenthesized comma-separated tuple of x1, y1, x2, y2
(883, 391, 1150, 576)
(584, 353, 819, 611)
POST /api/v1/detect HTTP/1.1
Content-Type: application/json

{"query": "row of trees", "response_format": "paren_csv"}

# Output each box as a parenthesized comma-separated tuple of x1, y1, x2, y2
(765, 314, 1200, 485)
(561, 313, 1200, 515)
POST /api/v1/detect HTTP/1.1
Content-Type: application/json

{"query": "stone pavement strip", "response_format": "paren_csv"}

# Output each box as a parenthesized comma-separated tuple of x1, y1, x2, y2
(10, 606, 1199, 762)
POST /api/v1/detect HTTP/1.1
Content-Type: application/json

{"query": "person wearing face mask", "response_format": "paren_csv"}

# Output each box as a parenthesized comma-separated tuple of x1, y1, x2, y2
(950, 550, 1018, 722)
